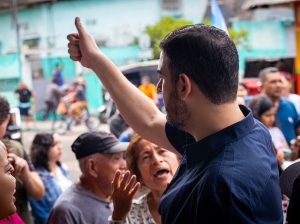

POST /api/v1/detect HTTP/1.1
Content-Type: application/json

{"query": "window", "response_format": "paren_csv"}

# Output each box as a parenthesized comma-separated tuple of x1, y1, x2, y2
(162, 0, 181, 11)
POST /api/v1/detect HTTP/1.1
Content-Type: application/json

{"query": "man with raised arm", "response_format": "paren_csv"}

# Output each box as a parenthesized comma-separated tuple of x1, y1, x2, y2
(67, 17, 283, 223)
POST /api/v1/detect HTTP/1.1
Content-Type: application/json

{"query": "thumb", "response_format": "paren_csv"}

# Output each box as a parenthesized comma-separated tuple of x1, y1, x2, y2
(75, 17, 86, 37)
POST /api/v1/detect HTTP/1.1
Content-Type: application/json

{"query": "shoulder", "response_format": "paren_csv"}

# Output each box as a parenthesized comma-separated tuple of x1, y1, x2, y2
(280, 98, 297, 110)
(165, 122, 195, 154)
(48, 201, 82, 224)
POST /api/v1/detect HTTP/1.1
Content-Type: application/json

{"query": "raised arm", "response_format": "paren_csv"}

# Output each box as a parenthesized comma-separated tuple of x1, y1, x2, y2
(67, 17, 175, 152)
(8, 153, 44, 200)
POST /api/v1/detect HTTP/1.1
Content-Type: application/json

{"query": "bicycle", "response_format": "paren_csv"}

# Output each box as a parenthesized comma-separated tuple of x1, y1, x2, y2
(54, 98, 100, 134)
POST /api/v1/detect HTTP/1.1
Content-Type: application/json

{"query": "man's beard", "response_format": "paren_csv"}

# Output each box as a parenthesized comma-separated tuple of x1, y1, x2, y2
(165, 90, 189, 130)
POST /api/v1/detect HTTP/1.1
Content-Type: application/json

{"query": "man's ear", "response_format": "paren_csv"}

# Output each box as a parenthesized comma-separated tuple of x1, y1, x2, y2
(86, 158, 98, 178)
(177, 73, 192, 100)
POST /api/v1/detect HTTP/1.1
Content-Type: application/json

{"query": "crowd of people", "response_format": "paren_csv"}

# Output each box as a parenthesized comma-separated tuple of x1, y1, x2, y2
(1, 17, 300, 224)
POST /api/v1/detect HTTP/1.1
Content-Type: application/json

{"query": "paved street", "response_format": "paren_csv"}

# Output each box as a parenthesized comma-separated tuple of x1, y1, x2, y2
(22, 120, 109, 182)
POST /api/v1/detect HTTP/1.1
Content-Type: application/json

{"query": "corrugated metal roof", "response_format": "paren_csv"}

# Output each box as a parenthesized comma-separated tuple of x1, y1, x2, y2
(0, 0, 55, 12)
(243, 0, 299, 10)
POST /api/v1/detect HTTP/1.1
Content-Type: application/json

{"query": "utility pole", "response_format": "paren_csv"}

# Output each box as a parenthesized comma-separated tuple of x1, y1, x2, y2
(11, 0, 22, 79)
(295, 2, 300, 94)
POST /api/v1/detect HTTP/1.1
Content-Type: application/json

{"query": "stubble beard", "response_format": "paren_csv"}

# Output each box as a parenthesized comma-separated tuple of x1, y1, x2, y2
(165, 90, 189, 130)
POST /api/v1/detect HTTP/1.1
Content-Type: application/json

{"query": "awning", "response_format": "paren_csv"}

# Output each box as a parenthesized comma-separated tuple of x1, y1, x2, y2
(242, 0, 300, 10)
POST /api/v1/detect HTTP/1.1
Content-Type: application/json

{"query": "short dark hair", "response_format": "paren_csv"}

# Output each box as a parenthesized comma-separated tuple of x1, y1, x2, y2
(160, 24, 239, 104)
(30, 133, 55, 171)
(259, 67, 279, 84)
(248, 95, 274, 120)
(0, 96, 10, 125)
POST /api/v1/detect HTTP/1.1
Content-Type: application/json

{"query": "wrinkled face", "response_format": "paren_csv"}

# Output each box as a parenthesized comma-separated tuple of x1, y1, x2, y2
(0, 143, 16, 219)
(48, 134, 62, 163)
(260, 107, 276, 128)
(137, 139, 179, 193)
(0, 116, 9, 138)
(262, 72, 283, 98)
(96, 152, 126, 190)
(157, 52, 189, 129)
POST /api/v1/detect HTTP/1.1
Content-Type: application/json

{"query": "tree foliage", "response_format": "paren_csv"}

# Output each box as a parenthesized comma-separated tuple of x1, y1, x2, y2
(145, 16, 249, 59)
(145, 16, 192, 59)
(198, 18, 249, 49)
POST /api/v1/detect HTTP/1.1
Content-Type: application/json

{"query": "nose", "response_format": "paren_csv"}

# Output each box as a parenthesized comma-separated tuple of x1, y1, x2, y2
(152, 151, 163, 165)
(156, 78, 162, 93)
(119, 157, 127, 170)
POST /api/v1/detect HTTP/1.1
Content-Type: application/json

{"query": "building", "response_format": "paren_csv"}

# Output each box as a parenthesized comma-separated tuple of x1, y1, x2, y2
(0, 0, 207, 115)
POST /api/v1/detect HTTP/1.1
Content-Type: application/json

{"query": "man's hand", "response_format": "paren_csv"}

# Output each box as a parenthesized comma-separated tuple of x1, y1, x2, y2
(111, 170, 140, 220)
(67, 17, 100, 69)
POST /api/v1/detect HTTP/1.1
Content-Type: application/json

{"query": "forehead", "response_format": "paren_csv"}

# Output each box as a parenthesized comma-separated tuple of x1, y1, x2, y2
(158, 52, 164, 71)
(138, 140, 158, 153)
(266, 72, 281, 81)
(157, 51, 168, 74)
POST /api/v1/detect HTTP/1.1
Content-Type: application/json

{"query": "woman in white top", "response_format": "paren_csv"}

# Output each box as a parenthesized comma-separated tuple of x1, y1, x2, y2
(110, 134, 179, 224)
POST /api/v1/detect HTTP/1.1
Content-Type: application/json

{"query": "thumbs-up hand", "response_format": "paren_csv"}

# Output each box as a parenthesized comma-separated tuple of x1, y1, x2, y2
(67, 17, 100, 69)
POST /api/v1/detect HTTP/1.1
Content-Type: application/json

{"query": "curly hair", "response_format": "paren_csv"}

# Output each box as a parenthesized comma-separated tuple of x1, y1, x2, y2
(30, 133, 54, 171)
(0, 96, 10, 125)
(126, 134, 143, 181)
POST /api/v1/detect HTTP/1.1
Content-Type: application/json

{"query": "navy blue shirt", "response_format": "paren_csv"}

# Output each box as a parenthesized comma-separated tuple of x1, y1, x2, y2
(159, 106, 283, 224)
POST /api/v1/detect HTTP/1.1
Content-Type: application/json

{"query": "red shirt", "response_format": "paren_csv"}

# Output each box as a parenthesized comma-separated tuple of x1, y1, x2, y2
(0, 213, 24, 224)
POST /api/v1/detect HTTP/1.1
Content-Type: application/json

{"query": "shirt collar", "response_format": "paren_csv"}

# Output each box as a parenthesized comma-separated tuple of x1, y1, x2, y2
(185, 105, 255, 168)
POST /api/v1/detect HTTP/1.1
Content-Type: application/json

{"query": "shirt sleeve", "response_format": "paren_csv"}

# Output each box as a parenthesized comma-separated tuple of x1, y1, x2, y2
(165, 122, 195, 155)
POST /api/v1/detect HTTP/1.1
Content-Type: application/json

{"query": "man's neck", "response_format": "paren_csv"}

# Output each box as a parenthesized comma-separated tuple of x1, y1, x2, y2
(186, 101, 245, 142)
(79, 177, 111, 202)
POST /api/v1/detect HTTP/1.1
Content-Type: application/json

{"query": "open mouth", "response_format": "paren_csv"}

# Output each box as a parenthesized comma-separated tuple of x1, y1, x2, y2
(154, 169, 170, 178)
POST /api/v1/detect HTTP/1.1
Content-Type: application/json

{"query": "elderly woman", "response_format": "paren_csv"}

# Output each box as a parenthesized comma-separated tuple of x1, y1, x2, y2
(29, 133, 72, 224)
(110, 134, 180, 224)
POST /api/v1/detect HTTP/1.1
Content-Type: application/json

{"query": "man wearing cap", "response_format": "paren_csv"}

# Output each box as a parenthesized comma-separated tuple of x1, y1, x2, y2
(47, 131, 127, 224)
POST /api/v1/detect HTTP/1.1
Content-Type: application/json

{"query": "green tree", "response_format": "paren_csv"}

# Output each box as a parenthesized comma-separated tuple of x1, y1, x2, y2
(145, 16, 192, 59)
(145, 17, 249, 59)
(202, 18, 249, 49)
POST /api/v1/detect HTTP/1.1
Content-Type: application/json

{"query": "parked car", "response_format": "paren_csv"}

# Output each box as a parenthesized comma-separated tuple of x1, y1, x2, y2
(242, 78, 261, 95)
(99, 60, 161, 124)
(120, 60, 160, 87)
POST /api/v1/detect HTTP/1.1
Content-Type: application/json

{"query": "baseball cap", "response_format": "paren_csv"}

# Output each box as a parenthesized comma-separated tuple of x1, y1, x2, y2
(280, 160, 300, 198)
(71, 131, 129, 160)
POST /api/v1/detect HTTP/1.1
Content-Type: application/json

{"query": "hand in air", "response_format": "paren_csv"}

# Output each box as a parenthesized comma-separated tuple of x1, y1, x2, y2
(67, 17, 100, 68)
(111, 170, 140, 220)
